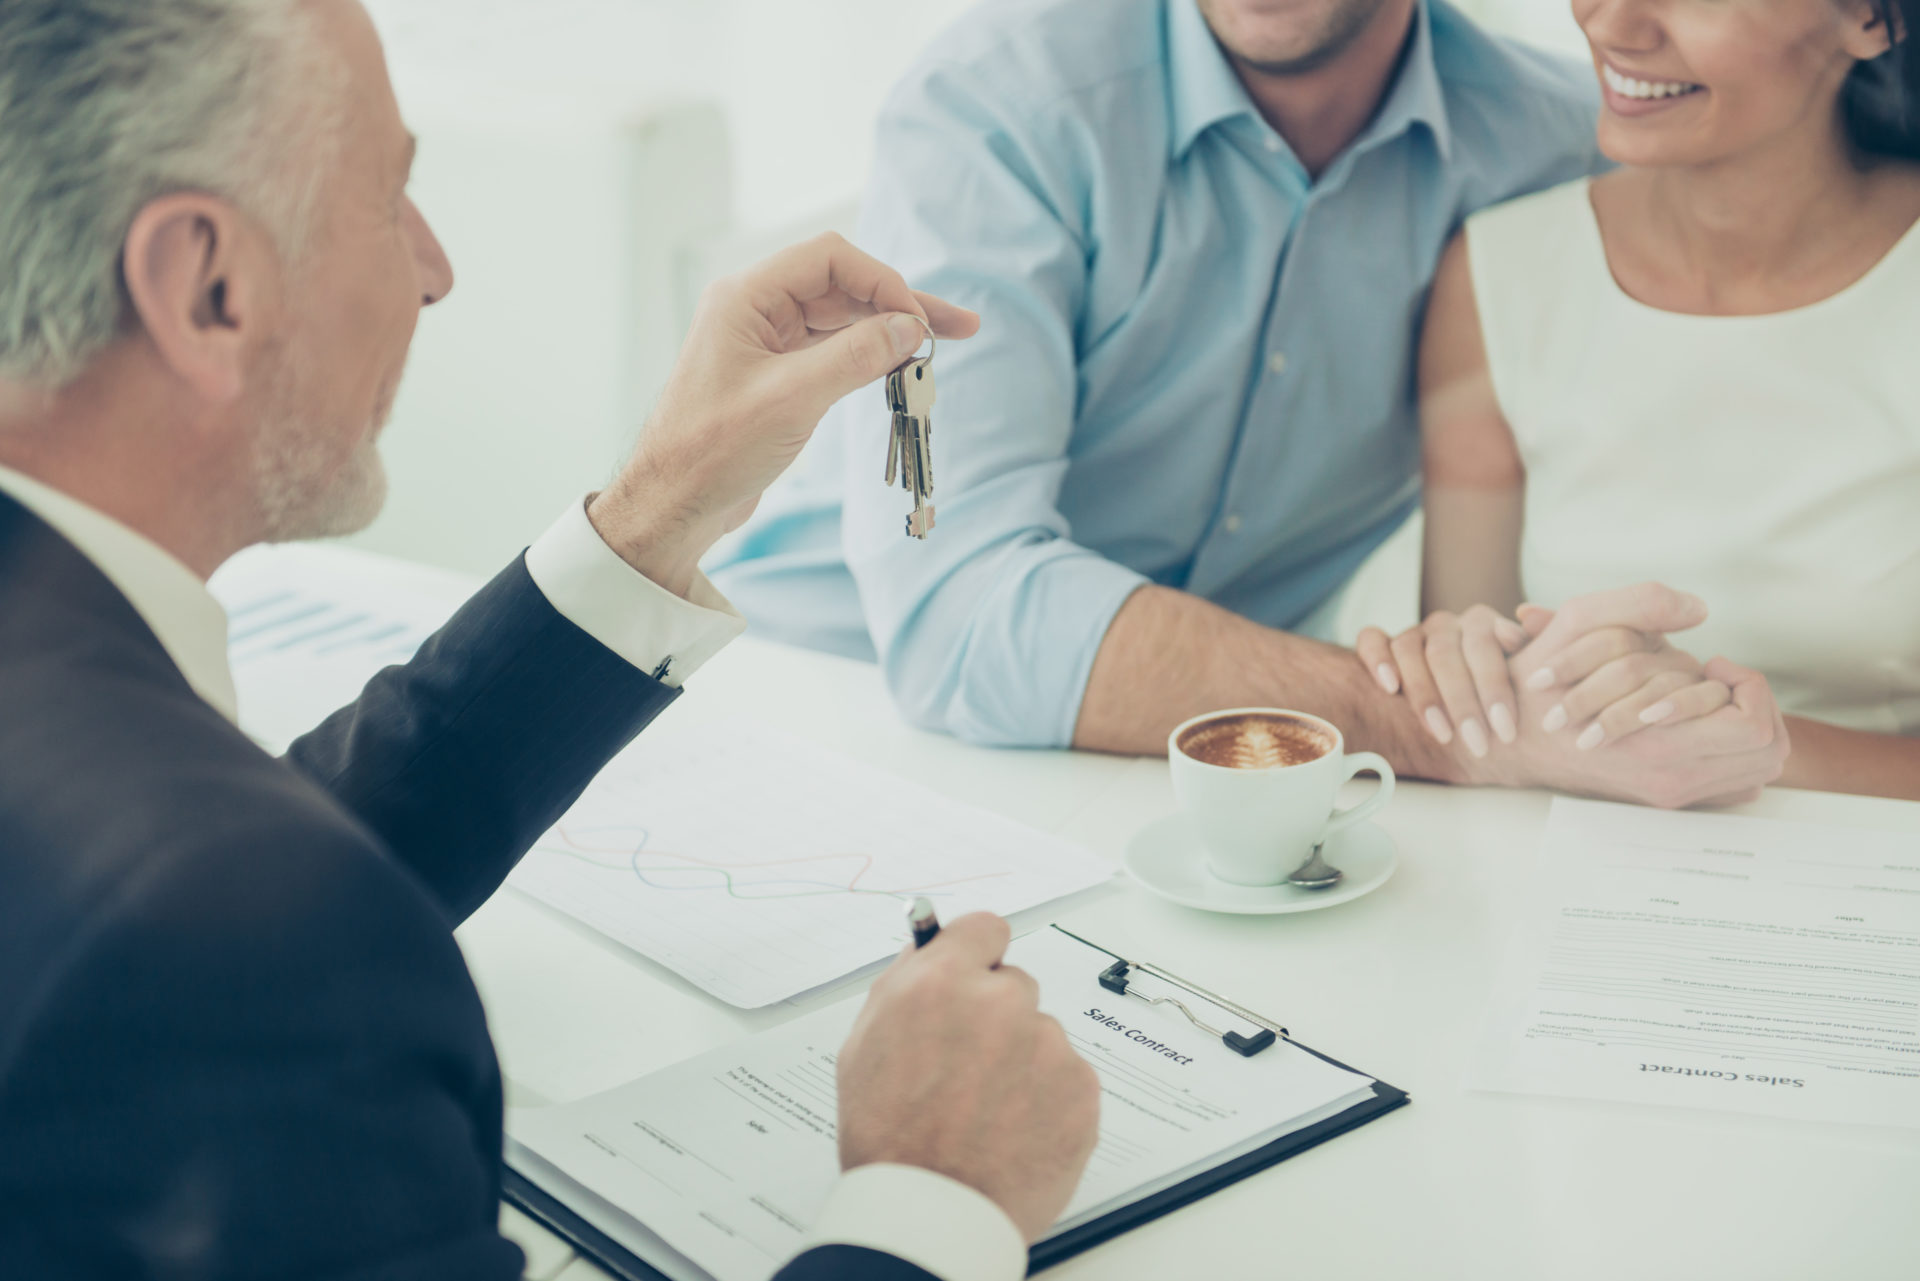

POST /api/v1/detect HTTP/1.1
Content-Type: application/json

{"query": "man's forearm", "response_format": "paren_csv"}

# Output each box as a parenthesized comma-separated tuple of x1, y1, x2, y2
(1779, 717, 1920, 801)
(1073, 585, 1472, 781)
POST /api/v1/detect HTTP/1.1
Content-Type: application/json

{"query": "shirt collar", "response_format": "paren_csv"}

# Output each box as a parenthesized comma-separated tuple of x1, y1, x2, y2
(1166, 0, 1259, 160)
(0, 464, 239, 723)
(1362, 0, 1453, 162)
(1166, 0, 1453, 163)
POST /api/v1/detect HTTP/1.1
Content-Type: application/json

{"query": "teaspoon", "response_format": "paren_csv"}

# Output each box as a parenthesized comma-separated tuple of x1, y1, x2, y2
(1287, 841, 1343, 890)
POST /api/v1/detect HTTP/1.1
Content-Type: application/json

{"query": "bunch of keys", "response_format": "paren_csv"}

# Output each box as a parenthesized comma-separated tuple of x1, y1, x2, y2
(883, 318, 938, 539)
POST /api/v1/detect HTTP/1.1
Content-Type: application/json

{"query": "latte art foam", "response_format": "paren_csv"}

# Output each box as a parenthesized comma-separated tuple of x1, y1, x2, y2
(1177, 713, 1336, 770)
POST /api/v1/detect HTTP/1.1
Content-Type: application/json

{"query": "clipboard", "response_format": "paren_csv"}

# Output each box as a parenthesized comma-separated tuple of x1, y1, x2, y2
(504, 926, 1410, 1279)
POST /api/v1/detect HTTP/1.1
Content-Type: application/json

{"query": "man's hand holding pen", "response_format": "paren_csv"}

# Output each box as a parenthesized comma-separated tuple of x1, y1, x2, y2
(835, 910, 1101, 1243)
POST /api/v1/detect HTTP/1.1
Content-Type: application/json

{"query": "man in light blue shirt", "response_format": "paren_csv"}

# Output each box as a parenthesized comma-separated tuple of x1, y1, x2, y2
(712, 0, 1602, 770)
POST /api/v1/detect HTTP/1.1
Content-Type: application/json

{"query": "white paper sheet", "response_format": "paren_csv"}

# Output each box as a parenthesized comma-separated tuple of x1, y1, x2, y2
(1473, 799, 1920, 1127)
(509, 926, 1375, 1281)
(508, 724, 1116, 1007)
(211, 545, 469, 752)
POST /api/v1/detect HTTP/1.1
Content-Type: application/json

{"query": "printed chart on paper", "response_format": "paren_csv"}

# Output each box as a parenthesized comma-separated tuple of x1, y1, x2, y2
(212, 545, 466, 752)
(510, 722, 1114, 1007)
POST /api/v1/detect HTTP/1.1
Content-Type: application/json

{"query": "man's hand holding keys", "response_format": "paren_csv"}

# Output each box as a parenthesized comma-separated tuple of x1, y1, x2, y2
(552, 234, 1100, 1243)
(836, 912, 1102, 1243)
(584, 232, 979, 600)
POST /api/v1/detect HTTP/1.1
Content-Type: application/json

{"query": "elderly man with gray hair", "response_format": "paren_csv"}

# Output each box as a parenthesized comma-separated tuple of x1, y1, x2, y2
(0, 2, 1101, 1278)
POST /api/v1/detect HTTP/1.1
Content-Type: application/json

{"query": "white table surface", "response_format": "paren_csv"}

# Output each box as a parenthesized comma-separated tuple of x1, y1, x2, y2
(223, 546, 1920, 1281)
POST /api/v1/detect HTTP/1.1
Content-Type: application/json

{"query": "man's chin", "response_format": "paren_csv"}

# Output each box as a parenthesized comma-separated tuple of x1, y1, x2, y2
(1208, 0, 1393, 77)
(326, 454, 390, 539)
(259, 445, 390, 544)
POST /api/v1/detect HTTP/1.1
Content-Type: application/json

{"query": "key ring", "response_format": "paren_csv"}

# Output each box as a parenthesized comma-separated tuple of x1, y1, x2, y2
(892, 314, 936, 369)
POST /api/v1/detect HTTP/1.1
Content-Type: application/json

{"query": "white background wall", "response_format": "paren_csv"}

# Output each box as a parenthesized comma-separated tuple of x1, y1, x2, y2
(351, 0, 1587, 575)
(1475, 0, 1583, 53)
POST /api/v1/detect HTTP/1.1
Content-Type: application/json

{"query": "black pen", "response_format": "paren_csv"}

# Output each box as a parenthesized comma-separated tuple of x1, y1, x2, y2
(907, 897, 941, 948)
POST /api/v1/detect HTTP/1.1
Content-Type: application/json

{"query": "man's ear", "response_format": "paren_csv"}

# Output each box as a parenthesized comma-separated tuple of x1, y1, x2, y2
(120, 193, 283, 406)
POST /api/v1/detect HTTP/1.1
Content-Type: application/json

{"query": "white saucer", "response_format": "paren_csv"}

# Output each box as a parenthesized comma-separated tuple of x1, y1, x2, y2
(1123, 814, 1397, 915)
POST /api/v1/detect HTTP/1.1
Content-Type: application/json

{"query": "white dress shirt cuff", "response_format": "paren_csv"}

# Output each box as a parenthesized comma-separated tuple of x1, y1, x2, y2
(524, 496, 746, 688)
(798, 1164, 1028, 1281)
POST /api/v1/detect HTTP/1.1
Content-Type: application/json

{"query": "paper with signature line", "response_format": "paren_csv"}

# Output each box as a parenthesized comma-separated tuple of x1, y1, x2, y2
(1473, 799, 1920, 1127)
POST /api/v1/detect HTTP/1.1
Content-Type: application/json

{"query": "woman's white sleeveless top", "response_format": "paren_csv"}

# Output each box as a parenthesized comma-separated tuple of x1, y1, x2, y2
(1465, 178, 1920, 734)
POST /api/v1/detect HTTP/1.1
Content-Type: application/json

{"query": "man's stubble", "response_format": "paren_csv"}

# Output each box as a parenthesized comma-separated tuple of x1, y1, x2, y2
(248, 339, 390, 544)
(1199, 0, 1399, 77)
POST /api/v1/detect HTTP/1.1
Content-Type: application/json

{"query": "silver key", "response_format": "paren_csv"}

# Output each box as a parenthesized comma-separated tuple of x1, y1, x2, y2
(883, 369, 909, 485)
(883, 356, 939, 539)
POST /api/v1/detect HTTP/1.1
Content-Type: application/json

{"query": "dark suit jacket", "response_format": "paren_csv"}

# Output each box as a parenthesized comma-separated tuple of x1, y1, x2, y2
(0, 492, 933, 1281)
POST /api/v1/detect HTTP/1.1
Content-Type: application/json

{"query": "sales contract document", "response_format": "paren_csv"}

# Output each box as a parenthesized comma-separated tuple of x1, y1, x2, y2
(1473, 799, 1920, 1127)
(508, 926, 1374, 1281)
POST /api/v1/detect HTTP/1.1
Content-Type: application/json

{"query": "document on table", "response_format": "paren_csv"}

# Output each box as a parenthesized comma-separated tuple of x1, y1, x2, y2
(507, 926, 1379, 1281)
(508, 723, 1116, 1008)
(211, 545, 463, 751)
(1473, 798, 1920, 1127)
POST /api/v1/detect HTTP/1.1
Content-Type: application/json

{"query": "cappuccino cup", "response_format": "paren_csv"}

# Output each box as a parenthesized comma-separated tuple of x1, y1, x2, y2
(1168, 708, 1395, 886)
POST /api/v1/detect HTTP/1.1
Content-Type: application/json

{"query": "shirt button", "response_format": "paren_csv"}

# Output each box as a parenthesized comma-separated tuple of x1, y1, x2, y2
(1267, 350, 1289, 376)
(1263, 135, 1282, 153)
(1223, 514, 1244, 533)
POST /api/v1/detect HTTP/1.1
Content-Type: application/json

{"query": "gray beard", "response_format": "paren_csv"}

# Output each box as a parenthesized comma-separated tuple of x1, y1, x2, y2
(248, 356, 390, 544)
(251, 427, 387, 544)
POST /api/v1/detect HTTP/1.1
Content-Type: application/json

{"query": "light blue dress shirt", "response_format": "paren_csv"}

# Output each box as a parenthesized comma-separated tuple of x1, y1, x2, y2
(710, 0, 1602, 748)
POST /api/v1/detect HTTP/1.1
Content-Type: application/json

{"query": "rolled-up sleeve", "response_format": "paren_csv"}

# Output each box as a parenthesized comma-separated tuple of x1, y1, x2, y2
(840, 65, 1147, 749)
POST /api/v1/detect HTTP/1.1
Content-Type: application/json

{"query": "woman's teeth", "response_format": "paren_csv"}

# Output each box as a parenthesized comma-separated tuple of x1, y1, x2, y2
(1603, 64, 1703, 101)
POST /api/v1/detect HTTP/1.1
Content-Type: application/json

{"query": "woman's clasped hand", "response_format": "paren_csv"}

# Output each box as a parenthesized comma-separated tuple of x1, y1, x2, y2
(1357, 584, 1790, 808)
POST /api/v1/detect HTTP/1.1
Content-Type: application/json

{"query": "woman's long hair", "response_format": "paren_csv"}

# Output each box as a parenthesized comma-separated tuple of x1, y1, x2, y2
(1846, 0, 1920, 158)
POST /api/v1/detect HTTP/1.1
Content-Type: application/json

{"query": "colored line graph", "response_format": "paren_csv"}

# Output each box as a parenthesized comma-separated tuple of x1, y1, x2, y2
(533, 824, 1012, 902)
(225, 589, 430, 669)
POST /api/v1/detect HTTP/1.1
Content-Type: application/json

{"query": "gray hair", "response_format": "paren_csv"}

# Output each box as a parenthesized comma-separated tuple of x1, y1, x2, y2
(0, 0, 341, 388)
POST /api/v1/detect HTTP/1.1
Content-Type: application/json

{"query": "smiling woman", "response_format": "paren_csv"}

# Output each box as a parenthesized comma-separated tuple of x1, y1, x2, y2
(1598, 62, 1703, 104)
(1360, 0, 1920, 802)
(1575, 0, 1920, 167)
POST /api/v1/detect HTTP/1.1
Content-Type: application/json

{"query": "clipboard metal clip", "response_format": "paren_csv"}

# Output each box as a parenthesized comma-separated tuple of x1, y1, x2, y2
(1049, 925, 1290, 1058)
(1096, 959, 1284, 1057)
